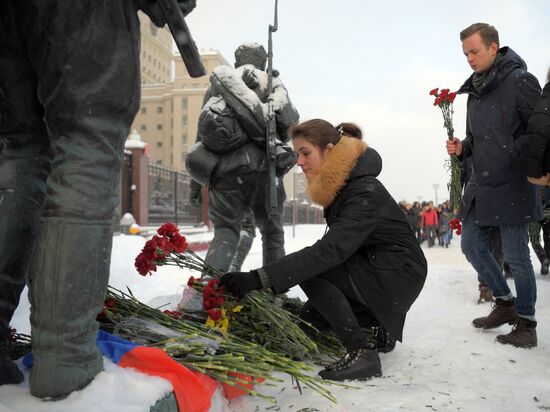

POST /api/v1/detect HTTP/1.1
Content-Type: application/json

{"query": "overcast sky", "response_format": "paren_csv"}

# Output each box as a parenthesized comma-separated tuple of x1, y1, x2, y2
(185, 0, 550, 203)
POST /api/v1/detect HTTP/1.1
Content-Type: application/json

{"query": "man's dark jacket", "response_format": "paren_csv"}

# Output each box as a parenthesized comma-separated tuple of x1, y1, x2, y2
(457, 47, 542, 225)
(262, 138, 427, 341)
(518, 81, 550, 178)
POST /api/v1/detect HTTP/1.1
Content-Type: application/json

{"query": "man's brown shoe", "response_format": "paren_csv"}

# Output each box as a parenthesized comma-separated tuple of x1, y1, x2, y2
(496, 318, 537, 348)
(472, 298, 518, 329)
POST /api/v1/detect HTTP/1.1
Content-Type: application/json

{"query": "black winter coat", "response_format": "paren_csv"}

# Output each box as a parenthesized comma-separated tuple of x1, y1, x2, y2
(518, 82, 550, 178)
(262, 137, 427, 341)
(457, 47, 542, 225)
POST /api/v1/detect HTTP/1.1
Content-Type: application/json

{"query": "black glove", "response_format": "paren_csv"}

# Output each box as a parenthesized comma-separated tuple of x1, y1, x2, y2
(219, 271, 262, 299)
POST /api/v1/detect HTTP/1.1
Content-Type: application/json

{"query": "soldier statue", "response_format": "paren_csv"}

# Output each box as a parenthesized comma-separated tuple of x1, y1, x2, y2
(187, 43, 299, 272)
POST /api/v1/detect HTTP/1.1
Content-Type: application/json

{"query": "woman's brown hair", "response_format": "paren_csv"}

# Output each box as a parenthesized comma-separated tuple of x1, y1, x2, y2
(289, 119, 362, 150)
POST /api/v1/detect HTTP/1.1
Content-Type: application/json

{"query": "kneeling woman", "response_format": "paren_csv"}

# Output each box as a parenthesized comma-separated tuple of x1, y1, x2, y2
(220, 119, 427, 381)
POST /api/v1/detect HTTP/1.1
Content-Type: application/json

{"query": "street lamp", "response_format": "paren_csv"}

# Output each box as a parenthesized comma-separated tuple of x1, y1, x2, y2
(433, 183, 439, 205)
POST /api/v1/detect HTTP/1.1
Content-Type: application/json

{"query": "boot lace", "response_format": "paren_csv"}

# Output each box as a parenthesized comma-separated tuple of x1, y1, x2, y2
(327, 349, 362, 371)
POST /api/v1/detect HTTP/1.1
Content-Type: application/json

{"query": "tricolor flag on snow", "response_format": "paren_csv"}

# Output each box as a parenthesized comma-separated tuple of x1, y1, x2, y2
(23, 330, 254, 411)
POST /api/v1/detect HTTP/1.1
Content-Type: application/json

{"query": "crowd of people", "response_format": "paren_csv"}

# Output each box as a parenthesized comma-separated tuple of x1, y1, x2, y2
(399, 200, 456, 248)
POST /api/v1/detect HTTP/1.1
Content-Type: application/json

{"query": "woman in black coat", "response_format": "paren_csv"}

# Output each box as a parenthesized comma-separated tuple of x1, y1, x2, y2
(220, 119, 427, 381)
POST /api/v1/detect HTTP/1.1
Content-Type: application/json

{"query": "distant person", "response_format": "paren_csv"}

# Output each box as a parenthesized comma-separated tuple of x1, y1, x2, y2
(220, 119, 427, 381)
(446, 23, 541, 348)
(421, 202, 438, 248)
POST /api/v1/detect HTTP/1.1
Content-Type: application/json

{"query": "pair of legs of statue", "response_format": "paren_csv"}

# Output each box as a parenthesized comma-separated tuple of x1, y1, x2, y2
(0, 1, 140, 397)
(205, 173, 286, 272)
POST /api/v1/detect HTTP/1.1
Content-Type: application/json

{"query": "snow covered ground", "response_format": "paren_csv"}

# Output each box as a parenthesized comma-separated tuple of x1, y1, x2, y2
(2, 224, 550, 412)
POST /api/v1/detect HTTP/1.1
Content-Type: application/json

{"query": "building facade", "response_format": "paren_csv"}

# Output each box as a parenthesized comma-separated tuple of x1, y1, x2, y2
(138, 12, 173, 85)
(133, 48, 228, 170)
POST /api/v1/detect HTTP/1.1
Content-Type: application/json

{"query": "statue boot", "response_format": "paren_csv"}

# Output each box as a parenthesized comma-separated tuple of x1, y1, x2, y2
(204, 228, 238, 273)
(262, 244, 285, 266)
(229, 230, 255, 272)
(28, 218, 112, 399)
(0, 146, 50, 386)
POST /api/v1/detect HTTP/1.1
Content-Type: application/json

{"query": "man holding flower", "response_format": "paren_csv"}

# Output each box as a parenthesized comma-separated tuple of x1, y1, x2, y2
(446, 23, 542, 348)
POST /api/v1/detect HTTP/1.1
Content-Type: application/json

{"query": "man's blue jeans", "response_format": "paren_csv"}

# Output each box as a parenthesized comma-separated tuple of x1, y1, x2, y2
(461, 213, 537, 318)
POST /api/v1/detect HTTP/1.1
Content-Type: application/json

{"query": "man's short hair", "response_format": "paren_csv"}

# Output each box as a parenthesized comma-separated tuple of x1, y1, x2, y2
(460, 23, 500, 48)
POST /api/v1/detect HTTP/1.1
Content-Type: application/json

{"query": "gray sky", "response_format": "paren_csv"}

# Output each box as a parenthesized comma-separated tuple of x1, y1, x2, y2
(186, 0, 550, 203)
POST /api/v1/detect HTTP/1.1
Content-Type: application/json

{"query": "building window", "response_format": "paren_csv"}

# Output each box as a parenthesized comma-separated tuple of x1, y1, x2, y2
(181, 115, 187, 127)
(157, 142, 162, 148)
(181, 98, 187, 110)
(191, 83, 199, 89)
(157, 124, 163, 130)
(156, 160, 162, 165)
(181, 133, 187, 144)
(141, 107, 147, 114)
(140, 124, 146, 131)
(157, 106, 163, 114)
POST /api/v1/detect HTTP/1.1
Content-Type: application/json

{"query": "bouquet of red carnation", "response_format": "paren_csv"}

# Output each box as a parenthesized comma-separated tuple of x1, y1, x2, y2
(134, 223, 325, 358)
(430, 87, 462, 211)
(134, 222, 218, 277)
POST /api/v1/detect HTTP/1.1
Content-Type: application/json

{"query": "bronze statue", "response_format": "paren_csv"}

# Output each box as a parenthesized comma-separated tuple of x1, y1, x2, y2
(186, 42, 299, 272)
(0, 0, 199, 399)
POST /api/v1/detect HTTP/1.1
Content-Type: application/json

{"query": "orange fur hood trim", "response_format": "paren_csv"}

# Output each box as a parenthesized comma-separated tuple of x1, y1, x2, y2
(308, 137, 367, 207)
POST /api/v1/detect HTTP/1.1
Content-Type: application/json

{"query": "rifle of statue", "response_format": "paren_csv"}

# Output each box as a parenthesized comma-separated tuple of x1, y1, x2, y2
(157, 0, 206, 78)
(266, 0, 279, 218)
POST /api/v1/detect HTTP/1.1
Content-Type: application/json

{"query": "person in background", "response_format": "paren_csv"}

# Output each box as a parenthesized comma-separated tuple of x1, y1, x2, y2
(219, 119, 427, 381)
(518, 65, 550, 276)
(447, 23, 541, 348)
(438, 208, 451, 248)
(421, 202, 438, 248)
(412, 201, 423, 243)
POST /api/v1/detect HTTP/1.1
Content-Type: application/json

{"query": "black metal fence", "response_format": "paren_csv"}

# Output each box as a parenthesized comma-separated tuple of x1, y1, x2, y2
(148, 164, 202, 225)
(282, 200, 325, 225)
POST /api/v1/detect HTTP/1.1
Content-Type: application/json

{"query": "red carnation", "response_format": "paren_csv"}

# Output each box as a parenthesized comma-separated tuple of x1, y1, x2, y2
(208, 308, 222, 321)
(135, 253, 157, 276)
(429, 88, 439, 96)
(163, 310, 181, 319)
(448, 92, 457, 103)
(104, 298, 116, 309)
(187, 276, 196, 287)
(439, 88, 449, 98)
(157, 222, 179, 237)
(169, 232, 188, 253)
(449, 217, 462, 235)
